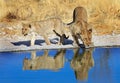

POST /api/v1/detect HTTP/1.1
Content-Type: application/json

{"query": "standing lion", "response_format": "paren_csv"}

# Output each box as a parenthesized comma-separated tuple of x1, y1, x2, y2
(69, 6, 93, 48)
(22, 18, 68, 46)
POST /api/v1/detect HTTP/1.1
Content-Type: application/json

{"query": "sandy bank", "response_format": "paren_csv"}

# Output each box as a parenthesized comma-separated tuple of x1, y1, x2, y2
(0, 34, 120, 52)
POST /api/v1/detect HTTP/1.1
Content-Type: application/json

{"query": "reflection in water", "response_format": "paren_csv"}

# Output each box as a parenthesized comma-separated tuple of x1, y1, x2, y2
(1, 48, 120, 83)
(23, 49, 66, 70)
(71, 48, 94, 80)
(23, 48, 94, 81)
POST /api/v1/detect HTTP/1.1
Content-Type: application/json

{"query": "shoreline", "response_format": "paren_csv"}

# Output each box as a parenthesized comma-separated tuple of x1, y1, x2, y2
(0, 45, 120, 53)
(1, 34, 120, 52)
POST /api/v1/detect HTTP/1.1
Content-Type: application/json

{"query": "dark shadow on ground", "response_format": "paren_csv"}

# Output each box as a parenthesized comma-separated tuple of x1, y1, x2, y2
(11, 38, 73, 46)
(50, 38, 73, 45)
(11, 39, 45, 46)
(62, 39, 73, 45)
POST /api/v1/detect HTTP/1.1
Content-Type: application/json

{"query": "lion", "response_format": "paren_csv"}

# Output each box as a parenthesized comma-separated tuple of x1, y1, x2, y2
(22, 18, 68, 46)
(22, 6, 93, 47)
(68, 6, 93, 48)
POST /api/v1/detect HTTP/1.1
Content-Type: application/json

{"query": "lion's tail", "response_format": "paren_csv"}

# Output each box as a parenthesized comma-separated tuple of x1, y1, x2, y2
(53, 30, 61, 37)
(53, 30, 69, 39)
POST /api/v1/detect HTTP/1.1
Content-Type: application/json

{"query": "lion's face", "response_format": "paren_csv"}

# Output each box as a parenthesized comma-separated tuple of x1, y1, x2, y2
(22, 24, 31, 36)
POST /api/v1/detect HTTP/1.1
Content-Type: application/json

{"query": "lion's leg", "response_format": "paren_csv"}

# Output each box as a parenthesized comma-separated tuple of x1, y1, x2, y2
(72, 34, 79, 46)
(59, 34, 66, 45)
(53, 30, 62, 45)
(30, 33, 36, 46)
(58, 37, 62, 45)
(43, 34, 51, 45)
(76, 33, 86, 48)
(80, 33, 89, 47)
(83, 29, 92, 47)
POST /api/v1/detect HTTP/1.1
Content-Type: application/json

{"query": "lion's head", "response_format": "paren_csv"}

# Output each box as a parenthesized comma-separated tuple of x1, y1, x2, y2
(22, 23, 31, 36)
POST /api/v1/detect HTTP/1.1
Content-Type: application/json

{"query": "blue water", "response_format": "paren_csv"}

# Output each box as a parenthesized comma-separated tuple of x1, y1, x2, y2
(0, 48, 120, 83)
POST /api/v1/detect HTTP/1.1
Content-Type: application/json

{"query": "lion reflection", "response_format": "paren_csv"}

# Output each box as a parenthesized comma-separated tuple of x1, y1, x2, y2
(23, 49, 66, 70)
(71, 48, 94, 80)
(23, 48, 94, 81)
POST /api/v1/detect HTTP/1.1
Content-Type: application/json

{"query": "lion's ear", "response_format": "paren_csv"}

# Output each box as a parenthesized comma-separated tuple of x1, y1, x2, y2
(29, 24, 31, 28)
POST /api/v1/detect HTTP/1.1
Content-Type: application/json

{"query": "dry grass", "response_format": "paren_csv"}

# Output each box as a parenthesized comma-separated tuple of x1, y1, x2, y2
(0, 0, 120, 35)
(0, 27, 22, 38)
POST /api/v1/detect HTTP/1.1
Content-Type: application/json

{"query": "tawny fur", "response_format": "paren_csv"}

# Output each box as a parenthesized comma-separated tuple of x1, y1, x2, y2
(69, 6, 92, 47)
(22, 7, 93, 47)
(22, 18, 67, 45)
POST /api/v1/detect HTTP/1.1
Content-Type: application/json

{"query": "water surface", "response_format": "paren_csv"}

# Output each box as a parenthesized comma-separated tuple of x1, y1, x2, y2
(0, 48, 120, 83)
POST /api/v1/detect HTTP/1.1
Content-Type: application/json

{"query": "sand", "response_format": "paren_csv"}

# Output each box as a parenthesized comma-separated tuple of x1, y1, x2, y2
(1, 34, 120, 52)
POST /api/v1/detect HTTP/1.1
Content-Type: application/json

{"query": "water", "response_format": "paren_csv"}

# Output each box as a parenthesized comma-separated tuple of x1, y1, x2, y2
(0, 48, 120, 83)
